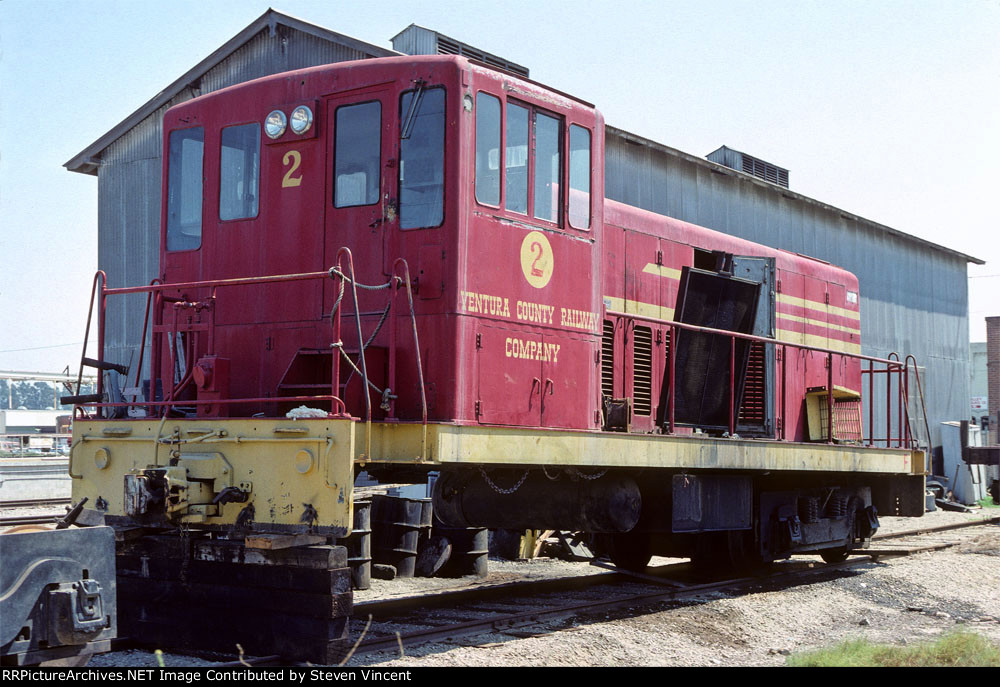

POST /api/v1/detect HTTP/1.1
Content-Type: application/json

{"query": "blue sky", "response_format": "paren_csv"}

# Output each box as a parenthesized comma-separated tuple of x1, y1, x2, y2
(1, 0, 997, 373)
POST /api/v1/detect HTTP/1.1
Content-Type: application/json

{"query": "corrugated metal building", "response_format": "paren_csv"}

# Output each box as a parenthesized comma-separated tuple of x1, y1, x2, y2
(66, 11, 980, 466)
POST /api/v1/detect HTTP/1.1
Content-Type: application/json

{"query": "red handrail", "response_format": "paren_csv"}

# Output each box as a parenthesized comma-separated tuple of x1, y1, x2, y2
(74, 268, 350, 419)
(607, 309, 913, 449)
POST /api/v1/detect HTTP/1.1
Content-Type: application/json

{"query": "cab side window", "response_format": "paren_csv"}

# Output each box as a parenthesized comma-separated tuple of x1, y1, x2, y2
(219, 123, 260, 221)
(472, 95, 590, 231)
(532, 111, 561, 224)
(475, 92, 501, 206)
(568, 124, 591, 229)
(505, 102, 529, 214)
(166, 127, 204, 251)
(334, 101, 381, 208)
(399, 87, 446, 229)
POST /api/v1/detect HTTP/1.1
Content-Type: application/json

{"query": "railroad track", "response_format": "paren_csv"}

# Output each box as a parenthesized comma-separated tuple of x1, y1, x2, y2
(0, 497, 72, 528)
(347, 516, 1000, 659)
(0, 497, 72, 509)
(864, 516, 1000, 557)
(0, 512, 64, 527)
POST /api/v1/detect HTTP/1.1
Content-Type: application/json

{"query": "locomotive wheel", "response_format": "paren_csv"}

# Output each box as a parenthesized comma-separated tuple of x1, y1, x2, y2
(819, 546, 850, 564)
(690, 532, 728, 577)
(691, 531, 766, 577)
(723, 530, 767, 574)
(605, 530, 653, 571)
(819, 497, 859, 564)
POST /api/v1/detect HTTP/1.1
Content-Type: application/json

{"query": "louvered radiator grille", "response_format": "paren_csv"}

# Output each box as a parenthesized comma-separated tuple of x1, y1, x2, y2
(633, 326, 653, 416)
(601, 320, 615, 398)
(738, 341, 767, 424)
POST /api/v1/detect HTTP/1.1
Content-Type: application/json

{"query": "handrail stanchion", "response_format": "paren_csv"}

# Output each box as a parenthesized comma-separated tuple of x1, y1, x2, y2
(901, 358, 910, 448)
(728, 335, 736, 436)
(76, 271, 107, 419)
(207, 287, 217, 356)
(904, 354, 931, 467)
(151, 289, 162, 418)
(899, 363, 905, 448)
(827, 352, 834, 444)
(392, 257, 428, 460)
(886, 353, 898, 448)
(331, 270, 343, 418)
(780, 343, 787, 440)
(387, 271, 399, 420)
(98, 275, 107, 419)
(335, 247, 371, 460)
(667, 324, 676, 434)
(868, 360, 874, 446)
(132, 279, 160, 402)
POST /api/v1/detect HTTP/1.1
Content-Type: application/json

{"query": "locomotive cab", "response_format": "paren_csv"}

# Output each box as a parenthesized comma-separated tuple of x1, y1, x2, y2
(155, 56, 605, 429)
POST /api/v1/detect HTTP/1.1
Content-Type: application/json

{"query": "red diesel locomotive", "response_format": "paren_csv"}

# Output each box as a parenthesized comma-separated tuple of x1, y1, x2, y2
(69, 55, 925, 575)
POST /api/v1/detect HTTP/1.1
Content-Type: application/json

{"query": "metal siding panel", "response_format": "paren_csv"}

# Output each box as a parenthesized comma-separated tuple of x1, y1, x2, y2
(390, 25, 438, 56)
(391, 26, 418, 55)
(97, 152, 161, 377)
(198, 29, 376, 95)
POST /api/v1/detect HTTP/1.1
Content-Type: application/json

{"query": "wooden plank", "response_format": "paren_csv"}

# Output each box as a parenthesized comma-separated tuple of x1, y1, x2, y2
(194, 540, 347, 569)
(117, 577, 352, 619)
(533, 530, 556, 558)
(116, 555, 352, 594)
(245, 533, 325, 550)
(119, 534, 347, 568)
(121, 612, 349, 664)
(117, 533, 204, 557)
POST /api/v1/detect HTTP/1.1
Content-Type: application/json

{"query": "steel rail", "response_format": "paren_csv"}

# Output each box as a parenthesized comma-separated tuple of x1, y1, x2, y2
(0, 497, 71, 508)
(0, 513, 62, 526)
(870, 516, 1000, 541)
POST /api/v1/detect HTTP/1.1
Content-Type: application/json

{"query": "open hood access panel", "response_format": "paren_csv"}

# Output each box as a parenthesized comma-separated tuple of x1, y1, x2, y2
(667, 253, 775, 436)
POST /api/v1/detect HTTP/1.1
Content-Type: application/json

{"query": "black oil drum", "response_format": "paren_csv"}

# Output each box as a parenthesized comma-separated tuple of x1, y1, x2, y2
(342, 498, 372, 590)
(371, 495, 424, 578)
(434, 518, 488, 578)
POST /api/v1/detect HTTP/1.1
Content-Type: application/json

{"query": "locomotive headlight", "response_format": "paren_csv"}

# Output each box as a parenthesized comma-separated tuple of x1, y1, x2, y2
(290, 106, 313, 134)
(264, 110, 287, 139)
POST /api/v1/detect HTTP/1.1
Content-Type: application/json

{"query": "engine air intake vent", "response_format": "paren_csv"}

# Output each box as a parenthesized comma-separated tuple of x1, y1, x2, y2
(738, 342, 767, 425)
(601, 320, 615, 399)
(633, 326, 653, 416)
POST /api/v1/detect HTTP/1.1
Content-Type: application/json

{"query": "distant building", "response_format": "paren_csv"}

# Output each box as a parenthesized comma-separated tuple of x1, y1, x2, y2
(988, 317, 1000, 444)
(0, 409, 70, 454)
(971, 342, 988, 430)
